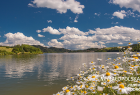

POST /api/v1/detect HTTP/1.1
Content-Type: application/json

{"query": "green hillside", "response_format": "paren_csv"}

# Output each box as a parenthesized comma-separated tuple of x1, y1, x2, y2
(0, 44, 42, 55)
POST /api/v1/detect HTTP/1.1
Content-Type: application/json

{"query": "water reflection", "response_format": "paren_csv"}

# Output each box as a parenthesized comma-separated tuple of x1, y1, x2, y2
(0, 52, 122, 95)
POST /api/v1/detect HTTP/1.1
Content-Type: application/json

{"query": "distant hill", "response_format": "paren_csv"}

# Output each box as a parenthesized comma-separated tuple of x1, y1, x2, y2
(0, 43, 139, 55)
(32, 43, 140, 53)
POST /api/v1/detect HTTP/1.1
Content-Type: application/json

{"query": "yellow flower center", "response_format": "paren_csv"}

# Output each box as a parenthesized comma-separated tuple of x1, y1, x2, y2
(119, 84, 125, 88)
(113, 64, 115, 65)
(119, 63, 121, 64)
(92, 76, 96, 78)
(114, 65, 119, 69)
(114, 73, 116, 74)
(66, 89, 70, 93)
(85, 85, 88, 88)
(133, 57, 138, 59)
(131, 65, 134, 67)
(106, 72, 110, 76)
(90, 87, 93, 89)
(57, 94, 60, 95)
(92, 90, 95, 92)
(123, 70, 127, 73)
(84, 91, 87, 94)
(80, 85, 83, 88)
(107, 79, 110, 82)
(71, 86, 73, 89)
(92, 68, 95, 70)
(103, 83, 106, 85)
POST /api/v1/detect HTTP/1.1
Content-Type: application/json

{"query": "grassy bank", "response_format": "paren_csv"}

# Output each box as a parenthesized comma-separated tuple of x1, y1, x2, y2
(0, 45, 43, 55)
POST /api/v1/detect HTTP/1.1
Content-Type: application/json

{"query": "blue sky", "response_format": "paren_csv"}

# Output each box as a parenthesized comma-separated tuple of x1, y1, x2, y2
(0, 0, 140, 50)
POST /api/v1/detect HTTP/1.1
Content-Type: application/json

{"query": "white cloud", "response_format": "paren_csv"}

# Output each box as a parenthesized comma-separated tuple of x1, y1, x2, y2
(74, 15, 79, 22)
(109, 0, 140, 12)
(36, 30, 41, 33)
(0, 32, 44, 46)
(28, 0, 85, 14)
(38, 34, 45, 37)
(59, 26, 87, 35)
(0, 35, 1, 37)
(111, 17, 114, 19)
(46, 26, 140, 50)
(112, 10, 136, 19)
(48, 39, 63, 48)
(47, 20, 52, 23)
(94, 13, 100, 16)
(111, 22, 119, 24)
(43, 26, 61, 35)
(112, 10, 138, 19)
(99, 41, 105, 45)
(113, 10, 127, 19)
(118, 42, 123, 45)
(88, 26, 140, 42)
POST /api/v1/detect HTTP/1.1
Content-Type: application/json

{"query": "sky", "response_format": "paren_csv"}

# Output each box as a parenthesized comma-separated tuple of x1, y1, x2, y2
(0, 0, 140, 50)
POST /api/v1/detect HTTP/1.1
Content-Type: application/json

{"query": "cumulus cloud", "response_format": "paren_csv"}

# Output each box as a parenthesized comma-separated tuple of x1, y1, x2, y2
(59, 26, 87, 35)
(113, 10, 127, 19)
(36, 30, 41, 33)
(38, 34, 45, 37)
(28, 0, 85, 14)
(46, 26, 140, 50)
(109, 0, 140, 12)
(88, 26, 140, 42)
(47, 20, 52, 23)
(43, 26, 61, 35)
(48, 39, 63, 48)
(0, 32, 44, 46)
(74, 15, 79, 22)
(112, 10, 136, 19)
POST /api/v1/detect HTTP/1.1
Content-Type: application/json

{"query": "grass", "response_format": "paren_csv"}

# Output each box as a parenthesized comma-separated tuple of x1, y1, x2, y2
(0, 47, 13, 52)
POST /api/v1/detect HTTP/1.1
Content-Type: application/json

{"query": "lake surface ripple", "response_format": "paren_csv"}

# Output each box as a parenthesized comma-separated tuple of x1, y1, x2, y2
(0, 52, 122, 95)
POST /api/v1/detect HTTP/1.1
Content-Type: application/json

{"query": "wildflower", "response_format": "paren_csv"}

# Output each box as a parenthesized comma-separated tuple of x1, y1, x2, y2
(66, 89, 71, 95)
(97, 58, 102, 61)
(53, 91, 64, 95)
(89, 61, 96, 64)
(62, 86, 68, 91)
(97, 86, 103, 91)
(112, 84, 133, 94)
(128, 43, 133, 45)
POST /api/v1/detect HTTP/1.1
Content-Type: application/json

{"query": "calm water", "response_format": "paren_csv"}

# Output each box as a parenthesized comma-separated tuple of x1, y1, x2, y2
(0, 52, 122, 95)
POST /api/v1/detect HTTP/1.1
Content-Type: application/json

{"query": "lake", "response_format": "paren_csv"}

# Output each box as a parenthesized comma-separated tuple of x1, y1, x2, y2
(0, 52, 122, 95)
